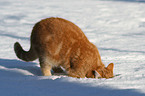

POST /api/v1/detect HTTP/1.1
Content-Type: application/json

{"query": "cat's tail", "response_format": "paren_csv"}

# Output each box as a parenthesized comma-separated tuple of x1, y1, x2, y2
(14, 42, 38, 62)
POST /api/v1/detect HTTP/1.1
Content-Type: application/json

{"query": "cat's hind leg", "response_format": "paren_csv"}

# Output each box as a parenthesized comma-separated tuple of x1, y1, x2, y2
(52, 67, 64, 73)
(39, 57, 52, 76)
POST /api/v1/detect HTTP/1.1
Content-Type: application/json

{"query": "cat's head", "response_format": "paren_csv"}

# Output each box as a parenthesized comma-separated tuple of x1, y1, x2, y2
(95, 63, 114, 79)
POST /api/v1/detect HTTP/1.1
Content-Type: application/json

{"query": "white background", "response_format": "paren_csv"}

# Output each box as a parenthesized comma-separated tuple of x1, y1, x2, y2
(0, 0, 145, 96)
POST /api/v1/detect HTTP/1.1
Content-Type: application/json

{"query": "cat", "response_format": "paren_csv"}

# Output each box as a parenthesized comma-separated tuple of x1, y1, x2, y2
(14, 17, 114, 79)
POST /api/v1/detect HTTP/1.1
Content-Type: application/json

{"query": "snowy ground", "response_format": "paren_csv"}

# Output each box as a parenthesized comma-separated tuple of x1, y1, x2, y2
(0, 0, 145, 96)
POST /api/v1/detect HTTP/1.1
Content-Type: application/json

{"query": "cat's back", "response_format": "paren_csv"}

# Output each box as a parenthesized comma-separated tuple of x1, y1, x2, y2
(31, 17, 88, 45)
(33, 17, 86, 38)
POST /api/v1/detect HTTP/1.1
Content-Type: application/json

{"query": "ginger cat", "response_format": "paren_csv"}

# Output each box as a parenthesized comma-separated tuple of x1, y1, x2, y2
(14, 17, 114, 79)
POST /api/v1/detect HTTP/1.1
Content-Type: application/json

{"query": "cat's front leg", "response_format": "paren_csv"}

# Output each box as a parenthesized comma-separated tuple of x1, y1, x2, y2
(67, 68, 86, 78)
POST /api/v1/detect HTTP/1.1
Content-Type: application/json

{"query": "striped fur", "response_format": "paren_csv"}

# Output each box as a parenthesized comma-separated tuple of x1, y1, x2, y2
(14, 17, 114, 78)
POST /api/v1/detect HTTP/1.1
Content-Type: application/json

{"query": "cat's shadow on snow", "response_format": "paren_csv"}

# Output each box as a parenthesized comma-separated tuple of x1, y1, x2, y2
(0, 59, 145, 96)
(0, 58, 42, 76)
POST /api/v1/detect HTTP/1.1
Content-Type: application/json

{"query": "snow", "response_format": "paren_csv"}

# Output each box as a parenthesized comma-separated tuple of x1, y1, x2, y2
(0, 0, 145, 96)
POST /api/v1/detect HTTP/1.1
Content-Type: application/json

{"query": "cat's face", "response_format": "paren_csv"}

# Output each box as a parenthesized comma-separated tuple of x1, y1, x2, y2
(95, 63, 114, 79)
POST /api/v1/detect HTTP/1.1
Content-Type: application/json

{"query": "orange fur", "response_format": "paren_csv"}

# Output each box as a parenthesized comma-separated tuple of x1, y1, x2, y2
(14, 17, 114, 78)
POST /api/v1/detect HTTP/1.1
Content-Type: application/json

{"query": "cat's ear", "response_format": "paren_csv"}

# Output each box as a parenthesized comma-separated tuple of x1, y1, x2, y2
(94, 70, 102, 79)
(107, 63, 114, 72)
